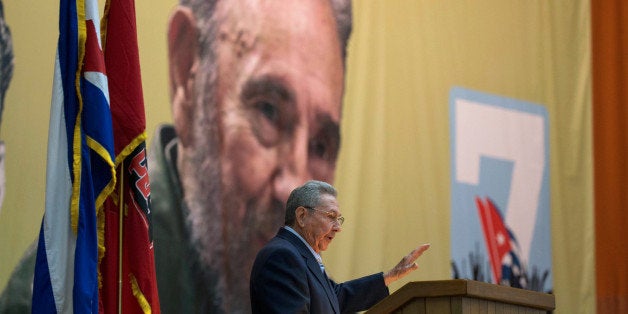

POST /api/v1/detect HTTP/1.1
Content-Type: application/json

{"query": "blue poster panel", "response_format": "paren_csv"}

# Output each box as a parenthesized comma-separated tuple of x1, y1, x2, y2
(450, 87, 552, 293)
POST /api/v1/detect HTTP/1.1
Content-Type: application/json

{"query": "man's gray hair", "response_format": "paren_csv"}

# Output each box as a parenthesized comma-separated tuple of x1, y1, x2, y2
(177, 0, 352, 111)
(179, 0, 352, 62)
(284, 180, 337, 225)
(0, 1, 14, 124)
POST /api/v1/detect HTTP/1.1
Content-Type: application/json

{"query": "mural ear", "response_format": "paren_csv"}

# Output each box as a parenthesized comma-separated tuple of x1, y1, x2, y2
(167, 6, 199, 147)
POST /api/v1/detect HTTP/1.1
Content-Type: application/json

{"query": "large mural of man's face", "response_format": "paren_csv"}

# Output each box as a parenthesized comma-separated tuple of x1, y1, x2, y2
(210, 0, 344, 267)
(167, 0, 349, 311)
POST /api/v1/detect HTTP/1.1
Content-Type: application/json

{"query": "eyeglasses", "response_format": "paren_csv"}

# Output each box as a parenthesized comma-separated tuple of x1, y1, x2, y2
(304, 206, 345, 226)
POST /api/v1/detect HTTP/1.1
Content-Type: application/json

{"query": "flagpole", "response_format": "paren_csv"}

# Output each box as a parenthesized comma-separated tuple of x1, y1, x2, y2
(118, 167, 124, 314)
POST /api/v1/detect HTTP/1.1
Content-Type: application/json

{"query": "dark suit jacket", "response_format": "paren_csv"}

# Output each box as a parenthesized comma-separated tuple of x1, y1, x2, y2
(250, 227, 389, 313)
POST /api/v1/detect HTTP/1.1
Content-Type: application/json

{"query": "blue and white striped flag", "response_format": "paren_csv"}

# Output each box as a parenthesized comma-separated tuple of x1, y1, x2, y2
(32, 0, 115, 312)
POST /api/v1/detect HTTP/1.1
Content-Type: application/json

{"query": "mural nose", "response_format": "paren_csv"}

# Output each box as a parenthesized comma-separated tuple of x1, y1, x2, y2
(273, 166, 310, 206)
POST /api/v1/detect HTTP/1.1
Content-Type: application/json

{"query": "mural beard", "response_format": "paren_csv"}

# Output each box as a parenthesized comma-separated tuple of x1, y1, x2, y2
(182, 109, 285, 312)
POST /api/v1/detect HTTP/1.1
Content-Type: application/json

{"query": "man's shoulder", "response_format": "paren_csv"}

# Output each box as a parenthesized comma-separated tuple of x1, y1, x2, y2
(145, 123, 187, 252)
(147, 123, 177, 177)
(256, 228, 309, 263)
(149, 124, 177, 152)
(252, 234, 307, 280)
(147, 123, 176, 176)
(0, 241, 37, 313)
(147, 123, 181, 219)
(146, 124, 208, 313)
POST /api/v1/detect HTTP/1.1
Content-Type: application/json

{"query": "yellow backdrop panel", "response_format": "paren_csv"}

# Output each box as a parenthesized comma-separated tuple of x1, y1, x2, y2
(326, 1, 593, 314)
(0, 1, 592, 313)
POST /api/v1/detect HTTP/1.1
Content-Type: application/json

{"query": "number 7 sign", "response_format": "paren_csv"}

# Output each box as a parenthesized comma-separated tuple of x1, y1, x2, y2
(449, 87, 552, 292)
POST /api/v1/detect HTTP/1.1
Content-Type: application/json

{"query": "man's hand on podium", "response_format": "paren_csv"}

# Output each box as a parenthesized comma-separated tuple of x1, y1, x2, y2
(383, 243, 431, 286)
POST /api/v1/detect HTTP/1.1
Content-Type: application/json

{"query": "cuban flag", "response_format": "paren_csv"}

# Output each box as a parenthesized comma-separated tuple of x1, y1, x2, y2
(475, 196, 528, 288)
(32, 0, 115, 312)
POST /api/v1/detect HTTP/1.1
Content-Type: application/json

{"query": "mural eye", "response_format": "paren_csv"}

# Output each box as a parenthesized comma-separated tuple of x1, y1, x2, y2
(309, 138, 328, 160)
(309, 136, 338, 163)
(257, 100, 279, 124)
(247, 99, 283, 146)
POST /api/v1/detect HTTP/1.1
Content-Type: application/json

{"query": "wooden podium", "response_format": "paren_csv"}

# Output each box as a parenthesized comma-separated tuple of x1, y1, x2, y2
(366, 279, 555, 314)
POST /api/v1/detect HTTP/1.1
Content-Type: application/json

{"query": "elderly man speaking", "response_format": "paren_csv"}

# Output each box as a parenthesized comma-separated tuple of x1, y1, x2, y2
(250, 180, 430, 313)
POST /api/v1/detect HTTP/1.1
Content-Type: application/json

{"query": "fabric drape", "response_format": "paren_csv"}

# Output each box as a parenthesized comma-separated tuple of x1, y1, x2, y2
(592, 0, 628, 312)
